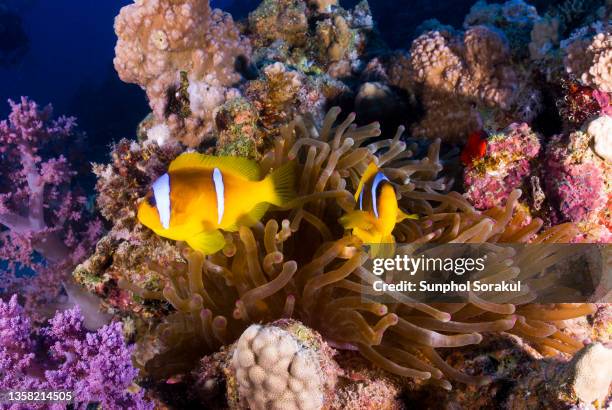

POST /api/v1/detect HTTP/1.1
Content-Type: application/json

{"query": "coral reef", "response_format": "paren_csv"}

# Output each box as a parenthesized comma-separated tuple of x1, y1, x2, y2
(0, 294, 152, 409)
(81, 106, 598, 405)
(5, 0, 612, 408)
(0, 98, 102, 317)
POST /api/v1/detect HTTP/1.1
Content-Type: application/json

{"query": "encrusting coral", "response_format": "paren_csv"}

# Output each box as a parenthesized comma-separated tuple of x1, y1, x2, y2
(463, 123, 541, 210)
(544, 128, 611, 241)
(82, 106, 596, 399)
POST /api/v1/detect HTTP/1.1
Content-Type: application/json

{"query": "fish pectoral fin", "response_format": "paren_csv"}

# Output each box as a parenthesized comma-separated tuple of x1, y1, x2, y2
(339, 210, 375, 230)
(169, 152, 261, 180)
(397, 209, 419, 223)
(236, 202, 270, 227)
(186, 230, 226, 255)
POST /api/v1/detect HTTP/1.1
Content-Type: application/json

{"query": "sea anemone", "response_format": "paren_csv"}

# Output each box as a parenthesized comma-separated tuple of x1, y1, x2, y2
(109, 108, 594, 391)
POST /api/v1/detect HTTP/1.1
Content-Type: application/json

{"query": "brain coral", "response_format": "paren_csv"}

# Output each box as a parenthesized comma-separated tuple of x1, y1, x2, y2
(230, 321, 338, 410)
(114, 0, 251, 146)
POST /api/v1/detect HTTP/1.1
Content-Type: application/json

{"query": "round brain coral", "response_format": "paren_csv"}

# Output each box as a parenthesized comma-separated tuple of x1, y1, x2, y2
(231, 322, 338, 410)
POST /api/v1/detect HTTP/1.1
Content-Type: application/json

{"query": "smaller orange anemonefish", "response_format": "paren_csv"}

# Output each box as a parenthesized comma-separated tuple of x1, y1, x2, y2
(339, 162, 418, 256)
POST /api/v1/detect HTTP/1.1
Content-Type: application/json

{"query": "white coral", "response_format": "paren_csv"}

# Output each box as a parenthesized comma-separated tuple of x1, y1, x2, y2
(232, 324, 325, 410)
(587, 115, 612, 162)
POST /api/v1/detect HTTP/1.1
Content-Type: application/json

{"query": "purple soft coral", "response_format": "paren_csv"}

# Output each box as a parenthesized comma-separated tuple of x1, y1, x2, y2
(0, 98, 103, 315)
(0, 295, 153, 410)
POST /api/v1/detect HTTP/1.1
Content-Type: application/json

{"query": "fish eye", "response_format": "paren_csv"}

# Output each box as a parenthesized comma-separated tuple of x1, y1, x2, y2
(146, 191, 156, 206)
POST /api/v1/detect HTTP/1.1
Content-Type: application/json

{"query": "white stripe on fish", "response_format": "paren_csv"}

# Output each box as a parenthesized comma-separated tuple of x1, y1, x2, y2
(371, 172, 389, 219)
(152, 173, 171, 229)
(213, 167, 225, 225)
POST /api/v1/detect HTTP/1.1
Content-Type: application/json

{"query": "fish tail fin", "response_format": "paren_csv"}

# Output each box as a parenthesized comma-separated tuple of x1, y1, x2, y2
(265, 161, 297, 206)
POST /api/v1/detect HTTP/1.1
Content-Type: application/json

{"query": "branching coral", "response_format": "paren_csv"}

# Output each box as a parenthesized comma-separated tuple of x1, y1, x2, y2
(113, 0, 251, 147)
(103, 108, 595, 393)
(0, 98, 102, 316)
(0, 295, 152, 409)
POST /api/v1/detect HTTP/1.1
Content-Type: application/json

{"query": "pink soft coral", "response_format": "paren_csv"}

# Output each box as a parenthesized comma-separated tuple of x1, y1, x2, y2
(0, 98, 102, 316)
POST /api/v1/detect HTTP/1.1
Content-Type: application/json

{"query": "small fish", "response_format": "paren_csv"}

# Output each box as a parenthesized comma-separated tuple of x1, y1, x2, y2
(137, 152, 296, 255)
(339, 162, 418, 255)
(461, 130, 488, 166)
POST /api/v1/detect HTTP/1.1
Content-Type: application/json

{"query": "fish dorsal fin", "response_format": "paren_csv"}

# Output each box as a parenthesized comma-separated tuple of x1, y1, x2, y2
(355, 162, 380, 203)
(169, 152, 261, 181)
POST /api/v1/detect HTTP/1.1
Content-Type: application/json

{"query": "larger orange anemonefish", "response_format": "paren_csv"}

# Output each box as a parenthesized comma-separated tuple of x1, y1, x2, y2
(137, 152, 296, 255)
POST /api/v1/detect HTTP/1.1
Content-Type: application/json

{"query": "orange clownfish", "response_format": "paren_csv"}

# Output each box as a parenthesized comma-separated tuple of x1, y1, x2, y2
(137, 152, 296, 255)
(339, 162, 418, 256)
(461, 130, 488, 166)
